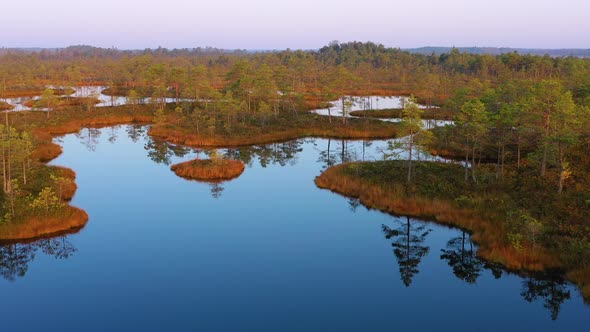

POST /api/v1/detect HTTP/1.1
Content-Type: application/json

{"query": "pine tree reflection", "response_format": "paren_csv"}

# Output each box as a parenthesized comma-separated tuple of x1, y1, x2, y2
(440, 230, 484, 284)
(126, 124, 146, 143)
(382, 216, 431, 287)
(521, 277, 571, 320)
(209, 182, 225, 199)
(144, 137, 191, 165)
(0, 236, 77, 281)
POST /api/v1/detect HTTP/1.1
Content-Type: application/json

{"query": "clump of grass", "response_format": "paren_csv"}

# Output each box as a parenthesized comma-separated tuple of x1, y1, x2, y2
(171, 159, 245, 181)
(0, 101, 14, 111)
(0, 207, 87, 241)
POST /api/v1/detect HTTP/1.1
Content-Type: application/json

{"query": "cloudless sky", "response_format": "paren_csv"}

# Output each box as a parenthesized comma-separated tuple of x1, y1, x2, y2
(2, 0, 589, 49)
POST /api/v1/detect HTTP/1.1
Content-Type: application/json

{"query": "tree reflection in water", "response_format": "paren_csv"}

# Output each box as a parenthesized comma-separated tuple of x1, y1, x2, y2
(144, 137, 191, 165)
(0, 236, 77, 281)
(209, 182, 224, 199)
(225, 139, 305, 168)
(440, 230, 484, 284)
(126, 124, 146, 143)
(521, 277, 571, 320)
(76, 128, 101, 152)
(378, 216, 574, 320)
(382, 216, 431, 287)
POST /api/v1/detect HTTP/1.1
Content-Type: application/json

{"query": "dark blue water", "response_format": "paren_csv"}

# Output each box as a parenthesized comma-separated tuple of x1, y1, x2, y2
(0, 125, 588, 331)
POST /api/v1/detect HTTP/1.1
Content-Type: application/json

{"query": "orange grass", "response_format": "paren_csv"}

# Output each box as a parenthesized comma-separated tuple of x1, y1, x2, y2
(0, 207, 88, 241)
(0, 101, 14, 111)
(171, 159, 245, 181)
(314, 162, 561, 271)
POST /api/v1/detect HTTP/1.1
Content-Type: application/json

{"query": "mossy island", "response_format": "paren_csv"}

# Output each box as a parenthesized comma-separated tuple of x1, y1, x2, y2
(171, 158, 245, 181)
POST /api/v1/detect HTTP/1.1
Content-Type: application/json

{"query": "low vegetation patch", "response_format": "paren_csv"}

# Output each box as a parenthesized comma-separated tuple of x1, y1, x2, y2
(171, 159, 245, 181)
(0, 101, 14, 111)
(150, 111, 399, 148)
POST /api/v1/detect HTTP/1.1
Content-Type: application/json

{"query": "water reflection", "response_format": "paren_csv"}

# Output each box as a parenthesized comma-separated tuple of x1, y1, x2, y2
(76, 128, 101, 152)
(0, 236, 77, 281)
(382, 217, 432, 287)
(521, 277, 571, 321)
(440, 230, 485, 284)
(378, 216, 574, 320)
(144, 138, 192, 165)
(225, 140, 304, 168)
(209, 183, 225, 199)
(126, 125, 147, 143)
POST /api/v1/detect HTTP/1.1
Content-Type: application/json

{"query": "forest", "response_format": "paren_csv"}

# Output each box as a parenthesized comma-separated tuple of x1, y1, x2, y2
(0, 41, 589, 299)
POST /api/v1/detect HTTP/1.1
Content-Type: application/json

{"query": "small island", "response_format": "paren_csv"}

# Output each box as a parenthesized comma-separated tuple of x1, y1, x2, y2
(171, 158, 245, 181)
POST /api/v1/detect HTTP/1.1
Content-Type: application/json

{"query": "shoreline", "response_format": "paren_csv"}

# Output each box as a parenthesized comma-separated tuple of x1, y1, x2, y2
(171, 159, 246, 182)
(314, 161, 590, 300)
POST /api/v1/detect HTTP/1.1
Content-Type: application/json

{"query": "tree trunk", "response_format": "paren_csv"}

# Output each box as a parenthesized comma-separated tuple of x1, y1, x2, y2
(501, 144, 505, 179)
(471, 143, 477, 183)
(541, 123, 549, 177)
(558, 143, 564, 194)
(464, 146, 469, 182)
(407, 132, 413, 183)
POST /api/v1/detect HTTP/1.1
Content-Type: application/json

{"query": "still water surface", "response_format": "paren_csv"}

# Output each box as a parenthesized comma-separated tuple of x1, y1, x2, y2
(0, 125, 588, 331)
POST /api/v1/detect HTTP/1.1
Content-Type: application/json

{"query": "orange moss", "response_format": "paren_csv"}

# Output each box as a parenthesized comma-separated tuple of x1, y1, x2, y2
(0, 101, 14, 111)
(171, 159, 245, 181)
(314, 163, 561, 271)
(53, 166, 78, 201)
(0, 207, 88, 241)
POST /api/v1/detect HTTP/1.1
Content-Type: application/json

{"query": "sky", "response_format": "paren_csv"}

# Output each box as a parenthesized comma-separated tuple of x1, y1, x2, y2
(1, 0, 589, 50)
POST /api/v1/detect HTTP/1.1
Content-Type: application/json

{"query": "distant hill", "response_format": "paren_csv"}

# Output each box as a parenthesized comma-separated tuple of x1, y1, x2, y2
(405, 47, 590, 58)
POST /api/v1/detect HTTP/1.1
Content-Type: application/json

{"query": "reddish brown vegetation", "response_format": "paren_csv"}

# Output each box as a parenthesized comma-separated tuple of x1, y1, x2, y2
(0, 207, 88, 241)
(171, 159, 245, 181)
(0, 101, 13, 111)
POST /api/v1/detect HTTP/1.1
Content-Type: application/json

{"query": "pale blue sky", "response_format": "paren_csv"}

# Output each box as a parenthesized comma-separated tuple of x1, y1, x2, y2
(2, 0, 588, 49)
